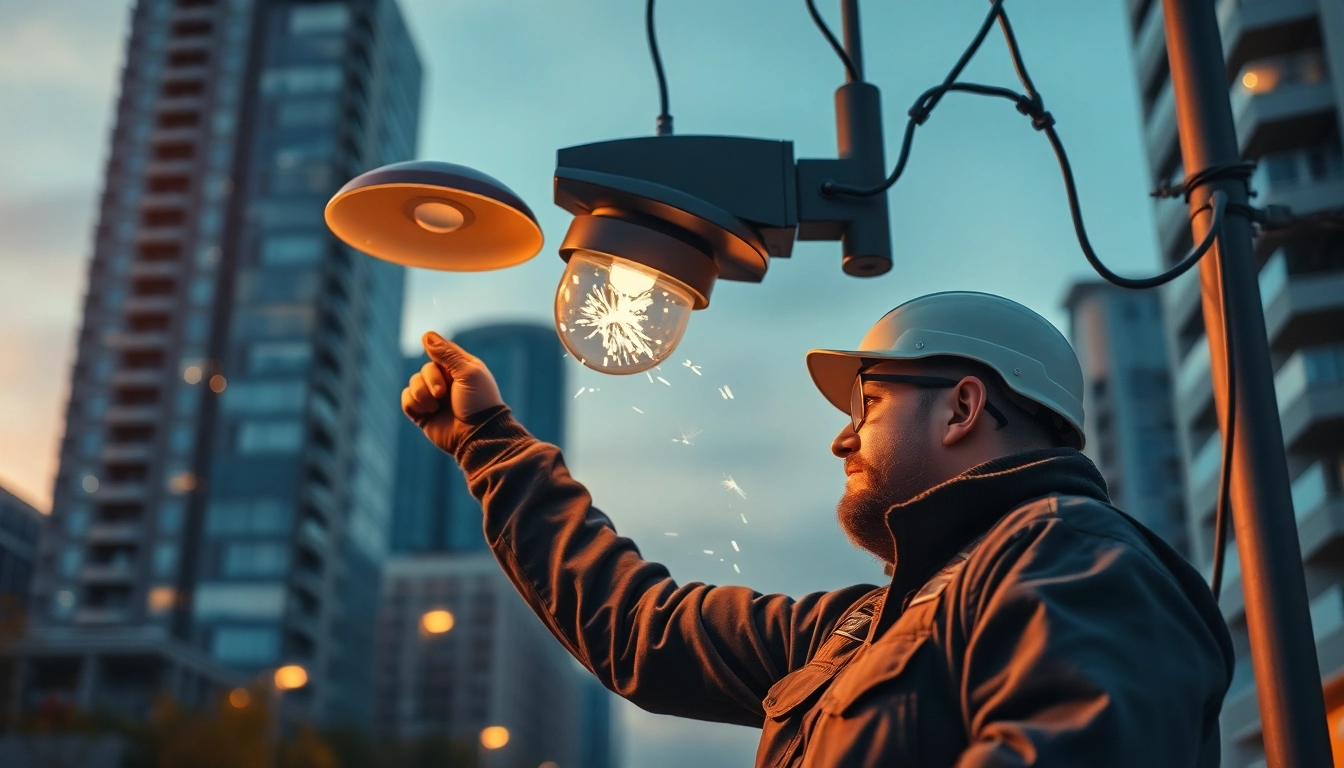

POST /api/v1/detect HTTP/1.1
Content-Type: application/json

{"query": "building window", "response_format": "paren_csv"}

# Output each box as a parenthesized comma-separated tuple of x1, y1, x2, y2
(64, 507, 90, 536)
(159, 502, 184, 534)
(260, 66, 343, 96)
(289, 5, 350, 36)
(58, 548, 83, 577)
(237, 420, 304, 454)
(276, 99, 337, 128)
(50, 589, 76, 619)
(248, 342, 312, 374)
(207, 498, 292, 535)
(153, 543, 178, 576)
(170, 423, 195, 453)
(212, 626, 281, 664)
(221, 380, 306, 414)
(222, 542, 290, 577)
(260, 234, 324, 266)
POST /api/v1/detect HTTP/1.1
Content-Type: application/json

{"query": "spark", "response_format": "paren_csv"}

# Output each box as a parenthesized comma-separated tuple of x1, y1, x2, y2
(733, 564, 741, 574)
(682, 359, 702, 376)
(432, 295, 438, 305)
(573, 386, 586, 399)
(703, 550, 714, 555)
(740, 513, 748, 524)
(645, 372, 654, 383)
(718, 385, 734, 400)
(632, 406, 644, 414)
(656, 376, 671, 386)
(573, 278, 656, 366)
(664, 532, 678, 536)
(721, 475, 746, 499)
(731, 541, 739, 552)
(672, 425, 703, 445)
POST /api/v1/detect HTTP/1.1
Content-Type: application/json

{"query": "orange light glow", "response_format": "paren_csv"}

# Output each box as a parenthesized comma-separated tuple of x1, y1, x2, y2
(421, 609, 455, 634)
(229, 688, 251, 708)
(147, 586, 176, 613)
(209, 374, 228, 393)
(274, 665, 308, 690)
(480, 726, 510, 749)
(1240, 67, 1278, 94)
(183, 366, 202, 384)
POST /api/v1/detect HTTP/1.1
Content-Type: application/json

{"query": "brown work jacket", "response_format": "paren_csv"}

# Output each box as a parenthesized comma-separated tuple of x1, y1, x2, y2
(452, 407, 1234, 767)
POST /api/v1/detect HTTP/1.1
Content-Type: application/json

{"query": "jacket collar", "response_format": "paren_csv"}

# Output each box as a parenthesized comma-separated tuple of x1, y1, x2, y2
(871, 448, 1110, 637)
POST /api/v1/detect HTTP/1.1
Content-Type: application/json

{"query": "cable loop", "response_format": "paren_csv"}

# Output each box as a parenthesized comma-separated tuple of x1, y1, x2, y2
(1151, 161, 1256, 201)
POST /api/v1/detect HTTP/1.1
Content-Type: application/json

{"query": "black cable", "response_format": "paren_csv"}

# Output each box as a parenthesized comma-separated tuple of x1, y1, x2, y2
(646, 0, 672, 136)
(1210, 241, 1237, 601)
(806, 0, 860, 83)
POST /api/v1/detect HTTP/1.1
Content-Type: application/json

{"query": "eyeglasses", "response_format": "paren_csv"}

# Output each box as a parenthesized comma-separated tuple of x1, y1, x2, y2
(850, 373, 1009, 433)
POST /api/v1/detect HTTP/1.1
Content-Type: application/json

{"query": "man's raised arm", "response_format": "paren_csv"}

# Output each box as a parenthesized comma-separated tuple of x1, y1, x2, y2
(402, 331, 876, 726)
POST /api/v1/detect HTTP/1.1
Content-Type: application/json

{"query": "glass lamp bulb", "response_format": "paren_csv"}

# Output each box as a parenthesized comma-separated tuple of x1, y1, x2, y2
(555, 250, 695, 374)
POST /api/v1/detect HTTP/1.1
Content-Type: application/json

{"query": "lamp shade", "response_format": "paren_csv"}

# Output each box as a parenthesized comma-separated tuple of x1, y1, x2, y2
(325, 160, 543, 271)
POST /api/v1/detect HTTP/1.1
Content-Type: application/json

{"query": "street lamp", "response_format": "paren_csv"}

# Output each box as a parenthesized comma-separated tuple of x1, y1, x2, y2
(420, 609, 455, 635)
(273, 664, 308, 691)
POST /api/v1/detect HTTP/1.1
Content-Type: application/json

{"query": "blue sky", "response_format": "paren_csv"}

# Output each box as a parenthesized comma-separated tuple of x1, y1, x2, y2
(0, 1, 1163, 765)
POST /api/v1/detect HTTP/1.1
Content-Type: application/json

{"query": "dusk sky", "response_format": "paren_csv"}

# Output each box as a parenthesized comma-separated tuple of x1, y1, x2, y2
(0, 1, 1167, 765)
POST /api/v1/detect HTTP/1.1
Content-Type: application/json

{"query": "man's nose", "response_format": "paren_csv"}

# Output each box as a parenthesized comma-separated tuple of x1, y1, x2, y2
(832, 423, 859, 458)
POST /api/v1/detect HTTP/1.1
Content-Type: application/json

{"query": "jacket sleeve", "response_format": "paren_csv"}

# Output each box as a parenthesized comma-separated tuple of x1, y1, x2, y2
(951, 505, 1230, 767)
(452, 407, 877, 727)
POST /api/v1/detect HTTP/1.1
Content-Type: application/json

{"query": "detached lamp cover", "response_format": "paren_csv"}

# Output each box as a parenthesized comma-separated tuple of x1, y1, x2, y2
(324, 160, 544, 271)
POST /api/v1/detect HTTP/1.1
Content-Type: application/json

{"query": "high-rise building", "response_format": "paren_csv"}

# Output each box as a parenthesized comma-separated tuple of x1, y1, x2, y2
(389, 323, 565, 554)
(1123, 1, 1344, 763)
(14, 0, 421, 726)
(0, 485, 42, 615)
(1063, 281, 1187, 555)
(372, 553, 614, 768)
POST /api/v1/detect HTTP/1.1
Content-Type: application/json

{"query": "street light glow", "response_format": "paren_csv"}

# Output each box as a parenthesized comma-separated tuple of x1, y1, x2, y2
(274, 665, 308, 690)
(421, 609, 455, 634)
(229, 688, 251, 708)
(480, 726, 510, 749)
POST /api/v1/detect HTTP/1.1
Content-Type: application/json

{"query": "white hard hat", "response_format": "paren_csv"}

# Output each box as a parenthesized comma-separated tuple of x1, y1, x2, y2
(806, 291, 1086, 448)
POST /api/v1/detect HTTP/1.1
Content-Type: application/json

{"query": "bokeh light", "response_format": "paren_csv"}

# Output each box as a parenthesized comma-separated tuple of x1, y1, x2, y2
(274, 664, 308, 690)
(229, 688, 251, 708)
(421, 609, 455, 634)
(480, 726, 510, 749)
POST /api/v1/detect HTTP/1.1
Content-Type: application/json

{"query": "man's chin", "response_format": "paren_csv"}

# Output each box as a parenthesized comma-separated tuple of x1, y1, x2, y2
(836, 491, 895, 563)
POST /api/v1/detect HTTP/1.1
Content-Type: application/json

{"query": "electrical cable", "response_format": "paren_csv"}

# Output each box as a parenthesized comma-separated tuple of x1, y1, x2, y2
(806, 0, 861, 83)
(813, 0, 1248, 593)
(646, 0, 673, 136)
(1210, 238, 1237, 601)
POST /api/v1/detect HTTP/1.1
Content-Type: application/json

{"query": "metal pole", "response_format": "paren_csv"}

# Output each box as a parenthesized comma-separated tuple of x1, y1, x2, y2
(840, 0, 864, 82)
(1160, 1, 1332, 765)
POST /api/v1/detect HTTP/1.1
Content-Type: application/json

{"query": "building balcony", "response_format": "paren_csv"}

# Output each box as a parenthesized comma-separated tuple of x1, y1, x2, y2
(149, 125, 203, 147)
(291, 567, 324, 600)
(1275, 344, 1344, 452)
(140, 191, 192, 210)
(73, 607, 131, 624)
(144, 159, 197, 178)
(86, 522, 144, 544)
(129, 259, 183, 281)
(81, 561, 138, 583)
(135, 224, 189, 243)
(110, 368, 165, 388)
(1232, 51, 1336, 158)
(99, 442, 153, 463)
(92, 481, 150, 503)
(1144, 79, 1179, 180)
(125, 295, 178, 314)
(104, 405, 161, 425)
(1218, 0, 1320, 74)
(103, 330, 172, 351)
(1160, 266, 1202, 340)
(1176, 335, 1215, 421)
(1261, 259, 1344, 352)
(1133, 0, 1166, 105)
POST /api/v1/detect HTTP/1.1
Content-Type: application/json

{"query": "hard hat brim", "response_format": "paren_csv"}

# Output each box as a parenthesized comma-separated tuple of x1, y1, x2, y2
(805, 347, 938, 416)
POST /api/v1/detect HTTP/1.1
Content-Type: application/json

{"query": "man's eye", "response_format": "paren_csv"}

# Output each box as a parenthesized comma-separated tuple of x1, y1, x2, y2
(864, 396, 877, 406)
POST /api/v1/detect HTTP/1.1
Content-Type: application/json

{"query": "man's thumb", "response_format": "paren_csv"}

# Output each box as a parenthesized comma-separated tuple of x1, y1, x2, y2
(422, 331, 470, 371)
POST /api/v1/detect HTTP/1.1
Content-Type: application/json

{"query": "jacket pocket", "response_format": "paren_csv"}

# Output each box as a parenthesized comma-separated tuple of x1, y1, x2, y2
(821, 632, 929, 716)
(762, 661, 839, 719)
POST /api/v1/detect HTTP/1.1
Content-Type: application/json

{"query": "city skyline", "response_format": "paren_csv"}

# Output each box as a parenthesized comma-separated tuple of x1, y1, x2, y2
(1, 2, 1173, 766)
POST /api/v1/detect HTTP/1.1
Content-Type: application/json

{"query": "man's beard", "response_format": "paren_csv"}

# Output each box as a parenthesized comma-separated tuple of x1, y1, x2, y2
(836, 437, 932, 566)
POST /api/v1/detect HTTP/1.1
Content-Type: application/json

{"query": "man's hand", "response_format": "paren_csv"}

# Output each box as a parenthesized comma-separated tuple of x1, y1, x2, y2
(401, 331, 506, 455)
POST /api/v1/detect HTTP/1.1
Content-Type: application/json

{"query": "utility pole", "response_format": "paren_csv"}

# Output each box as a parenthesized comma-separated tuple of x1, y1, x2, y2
(1161, 0, 1333, 765)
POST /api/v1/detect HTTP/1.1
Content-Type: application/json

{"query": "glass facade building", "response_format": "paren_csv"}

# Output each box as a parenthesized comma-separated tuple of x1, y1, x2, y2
(1122, 0, 1344, 763)
(19, 0, 421, 726)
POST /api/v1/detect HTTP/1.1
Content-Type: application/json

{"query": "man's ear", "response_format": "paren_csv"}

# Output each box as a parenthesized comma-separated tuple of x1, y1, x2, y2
(942, 376, 988, 447)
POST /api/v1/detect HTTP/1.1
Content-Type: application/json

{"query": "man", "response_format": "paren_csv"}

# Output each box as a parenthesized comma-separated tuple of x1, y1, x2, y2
(402, 291, 1233, 766)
